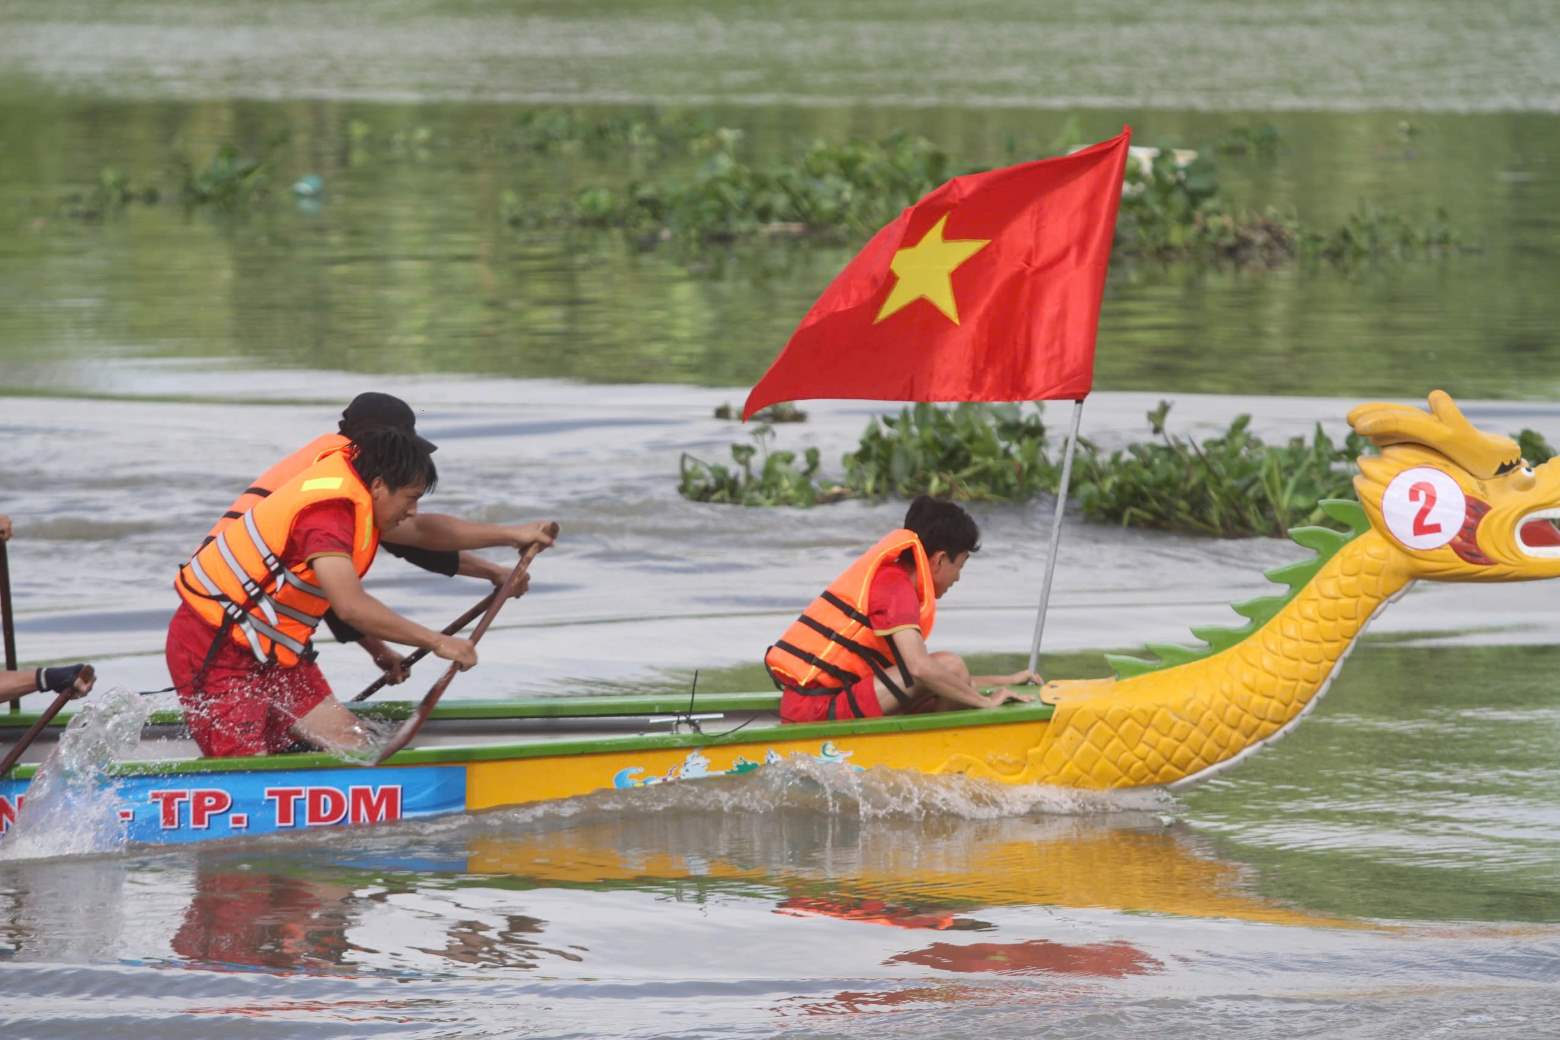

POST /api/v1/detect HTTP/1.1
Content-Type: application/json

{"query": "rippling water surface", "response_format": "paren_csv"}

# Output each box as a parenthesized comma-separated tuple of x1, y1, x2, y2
(5, 2, 1560, 1037)
(5, 687, 1560, 1040)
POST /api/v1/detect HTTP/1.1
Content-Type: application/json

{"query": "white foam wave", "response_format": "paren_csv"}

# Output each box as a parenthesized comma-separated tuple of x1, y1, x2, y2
(466, 755, 1182, 832)
(0, 687, 152, 862)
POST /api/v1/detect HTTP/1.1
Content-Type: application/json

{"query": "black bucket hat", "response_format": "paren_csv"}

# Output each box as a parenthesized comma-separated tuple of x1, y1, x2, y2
(338, 392, 438, 453)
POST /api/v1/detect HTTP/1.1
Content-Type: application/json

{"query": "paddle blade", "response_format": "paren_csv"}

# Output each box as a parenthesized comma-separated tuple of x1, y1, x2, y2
(371, 664, 458, 765)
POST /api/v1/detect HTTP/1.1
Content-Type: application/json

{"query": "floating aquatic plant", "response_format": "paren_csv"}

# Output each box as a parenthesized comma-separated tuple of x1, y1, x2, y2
(558, 129, 953, 244)
(679, 400, 1540, 539)
(532, 113, 1458, 269)
(680, 404, 1050, 508)
(59, 165, 160, 220)
(679, 424, 848, 507)
(713, 402, 807, 423)
(1070, 402, 1368, 538)
(843, 403, 1052, 502)
(1516, 428, 1555, 463)
(176, 145, 269, 209)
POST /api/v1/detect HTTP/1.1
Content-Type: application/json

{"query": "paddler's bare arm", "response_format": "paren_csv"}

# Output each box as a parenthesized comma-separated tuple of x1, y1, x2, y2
(0, 673, 33, 701)
(384, 515, 560, 554)
(0, 665, 95, 703)
(312, 555, 477, 670)
(888, 630, 1033, 709)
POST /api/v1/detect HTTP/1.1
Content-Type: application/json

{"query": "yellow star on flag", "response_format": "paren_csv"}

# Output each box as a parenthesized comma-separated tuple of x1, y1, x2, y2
(873, 213, 990, 325)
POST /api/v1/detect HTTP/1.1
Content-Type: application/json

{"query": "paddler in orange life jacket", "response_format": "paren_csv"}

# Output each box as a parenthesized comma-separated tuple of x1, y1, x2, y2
(210, 392, 557, 687)
(166, 427, 541, 758)
(767, 496, 1038, 723)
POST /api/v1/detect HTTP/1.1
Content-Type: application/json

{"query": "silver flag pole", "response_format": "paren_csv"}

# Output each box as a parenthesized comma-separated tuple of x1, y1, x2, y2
(1027, 398, 1084, 675)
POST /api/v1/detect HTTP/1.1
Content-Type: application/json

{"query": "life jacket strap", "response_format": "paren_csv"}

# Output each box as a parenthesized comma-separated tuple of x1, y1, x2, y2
(820, 590, 873, 628)
(182, 556, 311, 662)
(213, 530, 280, 628)
(240, 511, 325, 599)
(795, 614, 875, 660)
(231, 604, 310, 660)
(189, 615, 237, 696)
(762, 654, 787, 692)
(794, 615, 910, 708)
(773, 638, 861, 687)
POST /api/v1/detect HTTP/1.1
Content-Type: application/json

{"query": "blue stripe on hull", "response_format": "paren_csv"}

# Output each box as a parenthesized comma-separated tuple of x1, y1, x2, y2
(0, 766, 467, 845)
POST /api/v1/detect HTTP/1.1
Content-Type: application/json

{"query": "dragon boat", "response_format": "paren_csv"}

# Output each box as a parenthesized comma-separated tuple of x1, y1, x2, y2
(3, 390, 1559, 847)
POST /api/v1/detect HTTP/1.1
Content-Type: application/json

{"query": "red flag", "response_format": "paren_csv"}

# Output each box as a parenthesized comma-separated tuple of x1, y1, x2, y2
(743, 128, 1131, 419)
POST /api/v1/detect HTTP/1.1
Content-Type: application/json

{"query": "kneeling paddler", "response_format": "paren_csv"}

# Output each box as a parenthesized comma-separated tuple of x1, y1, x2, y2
(765, 496, 1037, 723)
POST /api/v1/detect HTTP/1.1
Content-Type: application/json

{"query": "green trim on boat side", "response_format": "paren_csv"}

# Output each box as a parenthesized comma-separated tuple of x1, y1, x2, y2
(0, 692, 787, 732)
(4, 700, 1055, 781)
(374, 691, 785, 719)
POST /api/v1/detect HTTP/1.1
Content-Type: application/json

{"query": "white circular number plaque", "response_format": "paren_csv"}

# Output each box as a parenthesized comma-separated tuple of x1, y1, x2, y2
(1382, 467, 1464, 551)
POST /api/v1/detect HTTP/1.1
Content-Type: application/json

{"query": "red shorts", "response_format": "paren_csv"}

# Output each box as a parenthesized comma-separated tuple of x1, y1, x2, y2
(165, 602, 333, 757)
(779, 675, 884, 723)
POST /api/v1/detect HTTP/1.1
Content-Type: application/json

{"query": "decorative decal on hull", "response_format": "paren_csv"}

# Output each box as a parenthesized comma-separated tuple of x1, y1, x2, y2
(612, 742, 857, 789)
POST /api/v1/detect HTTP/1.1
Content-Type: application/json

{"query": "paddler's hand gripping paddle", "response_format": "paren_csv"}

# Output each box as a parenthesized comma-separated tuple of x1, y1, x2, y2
(371, 543, 544, 765)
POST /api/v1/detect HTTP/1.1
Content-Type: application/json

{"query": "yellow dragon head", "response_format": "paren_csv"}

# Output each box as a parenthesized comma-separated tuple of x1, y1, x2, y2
(1350, 390, 1560, 581)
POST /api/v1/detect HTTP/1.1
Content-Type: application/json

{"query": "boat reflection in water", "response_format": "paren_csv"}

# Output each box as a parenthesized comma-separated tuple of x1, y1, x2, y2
(152, 775, 1359, 980)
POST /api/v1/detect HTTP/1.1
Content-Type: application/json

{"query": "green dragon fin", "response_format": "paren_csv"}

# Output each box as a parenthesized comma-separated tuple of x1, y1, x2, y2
(1108, 499, 1368, 680)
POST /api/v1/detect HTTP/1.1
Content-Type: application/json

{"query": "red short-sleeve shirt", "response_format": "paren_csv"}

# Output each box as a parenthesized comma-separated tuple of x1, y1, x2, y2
(866, 561, 922, 636)
(284, 499, 355, 565)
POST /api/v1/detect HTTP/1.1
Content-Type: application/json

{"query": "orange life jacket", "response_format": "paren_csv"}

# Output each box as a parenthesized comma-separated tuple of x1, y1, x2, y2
(199, 433, 348, 550)
(176, 445, 380, 667)
(765, 529, 936, 709)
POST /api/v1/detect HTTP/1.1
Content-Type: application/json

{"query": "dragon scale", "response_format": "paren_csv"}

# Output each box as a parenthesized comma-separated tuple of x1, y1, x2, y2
(944, 530, 1412, 789)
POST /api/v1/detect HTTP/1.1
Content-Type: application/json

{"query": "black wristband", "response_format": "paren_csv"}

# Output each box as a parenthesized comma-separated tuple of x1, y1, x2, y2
(39, 664, 86, 694)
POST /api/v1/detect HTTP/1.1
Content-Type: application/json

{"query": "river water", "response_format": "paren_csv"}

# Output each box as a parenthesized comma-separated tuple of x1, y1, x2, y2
(4, 3, 1560, 1037)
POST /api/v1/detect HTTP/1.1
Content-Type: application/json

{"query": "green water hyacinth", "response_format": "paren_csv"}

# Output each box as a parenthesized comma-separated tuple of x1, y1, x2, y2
(1516, 428, 1556, 463)
(679, 404, 1050, 508)
(679, 402, 1546, 540)
(678, 425, 847, 507)
(843, 403, 1052, 501)
(176, 145, 268, 209)
(1070, 402, 1368, 538)
(568, 130, 953, 243)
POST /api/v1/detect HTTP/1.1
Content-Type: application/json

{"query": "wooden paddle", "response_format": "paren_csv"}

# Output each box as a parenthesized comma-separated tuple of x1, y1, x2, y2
(1, 541, 18, 715)
(372, 544, 543, 765)
(0, 665, 94, 777)
(350, 592, 497, 703)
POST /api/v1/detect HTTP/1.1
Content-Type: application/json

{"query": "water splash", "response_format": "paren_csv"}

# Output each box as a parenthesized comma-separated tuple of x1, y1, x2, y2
(0, 687, 153, 861)
(465, 755, 1182, 833)
(320, 713, 398, 767)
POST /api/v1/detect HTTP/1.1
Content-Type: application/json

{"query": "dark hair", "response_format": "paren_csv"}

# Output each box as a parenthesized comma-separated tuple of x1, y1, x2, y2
(350, 425, 438, 493)
(904, 495, 980, 558)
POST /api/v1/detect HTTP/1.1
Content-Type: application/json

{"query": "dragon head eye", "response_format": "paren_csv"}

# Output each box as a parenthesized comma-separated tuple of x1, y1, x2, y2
(1507, 461, 1538, 491)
